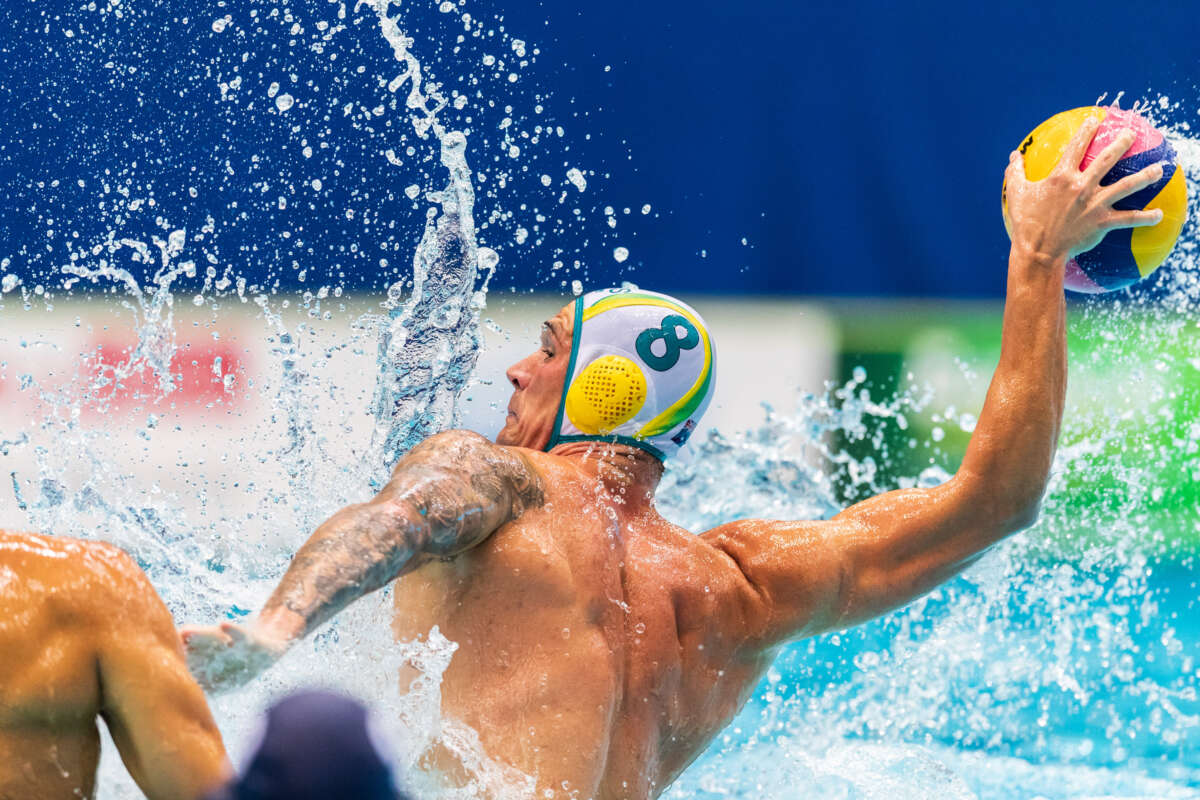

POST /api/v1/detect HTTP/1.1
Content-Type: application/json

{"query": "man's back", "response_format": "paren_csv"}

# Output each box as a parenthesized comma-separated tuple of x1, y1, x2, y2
(0, 533, 107, 798)
(0, 531, 228, 800)
(392, 449, 771, 799)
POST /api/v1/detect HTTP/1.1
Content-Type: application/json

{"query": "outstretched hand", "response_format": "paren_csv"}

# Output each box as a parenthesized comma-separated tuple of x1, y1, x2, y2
(180, 621, 289, 693)
(1004, 115, 1165, 262)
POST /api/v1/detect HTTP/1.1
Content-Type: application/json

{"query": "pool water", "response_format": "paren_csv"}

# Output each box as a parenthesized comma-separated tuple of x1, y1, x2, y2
(1, 1, 1199, 798)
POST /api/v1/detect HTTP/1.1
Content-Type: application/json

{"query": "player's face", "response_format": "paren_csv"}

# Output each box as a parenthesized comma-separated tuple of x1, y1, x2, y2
(497, 303, 574, 450)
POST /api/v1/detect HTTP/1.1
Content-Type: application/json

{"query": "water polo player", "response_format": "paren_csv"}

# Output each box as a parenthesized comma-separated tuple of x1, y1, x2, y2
(183, 118, 1166, 799)
(0, 531, 230, 799)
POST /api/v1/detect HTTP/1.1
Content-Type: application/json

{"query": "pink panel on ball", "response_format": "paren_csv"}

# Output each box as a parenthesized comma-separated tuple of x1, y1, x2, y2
(1079, 107, 1163, 170)
(1064, 258, 1106, 294)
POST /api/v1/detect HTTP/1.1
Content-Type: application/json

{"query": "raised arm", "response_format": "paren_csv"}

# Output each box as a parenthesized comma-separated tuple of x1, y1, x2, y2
(183, 429, 544, 690)
(94, 546, 230, 800)
(708, 117, 1166, 650)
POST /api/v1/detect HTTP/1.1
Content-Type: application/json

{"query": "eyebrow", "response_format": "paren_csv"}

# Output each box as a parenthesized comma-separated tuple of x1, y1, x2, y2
(544, 319, 563, 344)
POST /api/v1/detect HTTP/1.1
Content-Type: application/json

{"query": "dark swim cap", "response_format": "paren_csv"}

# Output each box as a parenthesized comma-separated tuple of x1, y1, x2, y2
(206, 690, 406, 800)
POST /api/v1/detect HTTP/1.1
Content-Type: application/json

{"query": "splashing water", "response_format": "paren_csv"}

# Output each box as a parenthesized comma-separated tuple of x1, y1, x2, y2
(0, 4, 1199, 800)
(351, 0, 500, 484)
(366, 131, 497, 483)
(650, 127, 1200, 794)
(2, 1, 529, 795)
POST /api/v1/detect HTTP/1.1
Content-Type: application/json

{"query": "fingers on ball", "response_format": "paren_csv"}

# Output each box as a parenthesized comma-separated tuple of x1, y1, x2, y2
(1006, 150, 1026, 182)
(1110, 207, 1165, 229)
(1086, 128, 1138, 181)
(1063, 115, 1103, 170)
(1104, 162, 1165, 203)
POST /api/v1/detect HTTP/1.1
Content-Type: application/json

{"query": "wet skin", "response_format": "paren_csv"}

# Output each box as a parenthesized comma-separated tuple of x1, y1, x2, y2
(182, 120, 1166, 798)
(389, 442, 777, 797)
(0, 532, 228, 800)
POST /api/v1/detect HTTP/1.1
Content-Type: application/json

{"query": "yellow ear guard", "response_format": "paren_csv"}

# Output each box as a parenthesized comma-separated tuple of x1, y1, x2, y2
(565, 355, 648, 435)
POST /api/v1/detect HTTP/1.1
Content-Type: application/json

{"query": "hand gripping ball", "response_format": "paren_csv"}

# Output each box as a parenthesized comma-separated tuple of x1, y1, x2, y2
(1002, 106, 1188, 293)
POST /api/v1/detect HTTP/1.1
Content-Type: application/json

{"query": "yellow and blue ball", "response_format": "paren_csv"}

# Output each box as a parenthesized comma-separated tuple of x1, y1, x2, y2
(1002, 106, 1188, 293)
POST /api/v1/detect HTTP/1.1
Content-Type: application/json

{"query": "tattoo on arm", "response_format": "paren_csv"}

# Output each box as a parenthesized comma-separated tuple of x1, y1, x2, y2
(261, 430, 544, 638)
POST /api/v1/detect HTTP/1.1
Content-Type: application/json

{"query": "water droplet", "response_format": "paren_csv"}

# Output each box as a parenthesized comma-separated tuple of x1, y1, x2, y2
(613, 246, 628, 263)
(477, 247, 499, 272)
(275, 93, 294, 112)
(566, 167, 587, 192)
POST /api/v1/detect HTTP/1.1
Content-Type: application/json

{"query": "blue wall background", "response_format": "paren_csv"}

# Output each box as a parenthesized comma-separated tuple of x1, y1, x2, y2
(2, 0, 1197, 298)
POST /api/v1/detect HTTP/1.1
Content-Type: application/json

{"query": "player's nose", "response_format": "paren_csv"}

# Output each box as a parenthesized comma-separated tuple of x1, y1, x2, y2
(506, 360, 526, 390)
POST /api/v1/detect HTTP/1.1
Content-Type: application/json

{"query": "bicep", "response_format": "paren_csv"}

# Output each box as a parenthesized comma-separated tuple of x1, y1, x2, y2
(99, 568, 229, 800)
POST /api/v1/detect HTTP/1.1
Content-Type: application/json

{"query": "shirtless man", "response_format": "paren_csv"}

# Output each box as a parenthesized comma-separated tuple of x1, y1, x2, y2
(0, 531, 229, 800)
(184, 118, 1166, 798)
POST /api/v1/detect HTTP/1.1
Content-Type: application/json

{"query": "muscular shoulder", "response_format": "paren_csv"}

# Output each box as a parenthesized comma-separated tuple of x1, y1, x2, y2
(624, 521, 772, 649)
(701, 517, 854, 647)
(379, 431, 547, 558)
(406, 429, 522, 465)
(400, 430, 544, 498)
(410, 429, 498, 459)
(0, 533, 157, 717)
(0, 532, 159, 625)
(78, 541, 161, 613)
(702, 518, 834, 572)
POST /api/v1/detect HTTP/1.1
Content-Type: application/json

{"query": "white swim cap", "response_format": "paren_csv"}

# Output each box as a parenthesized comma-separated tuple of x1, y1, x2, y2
(546, 287, 716, 460)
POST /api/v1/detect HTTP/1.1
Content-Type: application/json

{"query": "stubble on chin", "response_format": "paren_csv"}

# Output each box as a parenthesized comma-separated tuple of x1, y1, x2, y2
(495, 423, 517, 447)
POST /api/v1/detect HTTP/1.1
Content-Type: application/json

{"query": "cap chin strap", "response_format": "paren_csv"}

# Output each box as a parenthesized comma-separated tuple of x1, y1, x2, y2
(544, 294, 665, 461)
(544, 294, 584, 454)
(550, 433, 667, 462)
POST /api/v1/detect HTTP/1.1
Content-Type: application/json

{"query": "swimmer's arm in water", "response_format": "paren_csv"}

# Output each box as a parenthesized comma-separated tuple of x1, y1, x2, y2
(706, 118, 1167, 651)
(92, 545, 231, 800)
(182, 429, 544, 690)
